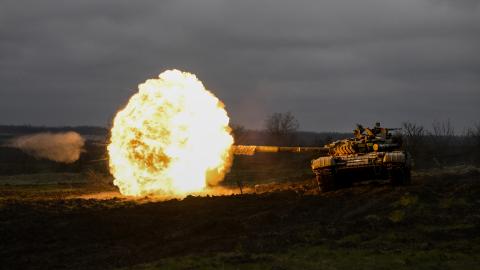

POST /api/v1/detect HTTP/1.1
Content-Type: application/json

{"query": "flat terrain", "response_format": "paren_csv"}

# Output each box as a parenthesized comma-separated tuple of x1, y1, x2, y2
(0, 166, 479, 270)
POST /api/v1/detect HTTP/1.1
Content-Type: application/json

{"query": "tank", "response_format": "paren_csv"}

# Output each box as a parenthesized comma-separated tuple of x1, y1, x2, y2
(310, 123, 411, 191)
(233, 122, 411, 192)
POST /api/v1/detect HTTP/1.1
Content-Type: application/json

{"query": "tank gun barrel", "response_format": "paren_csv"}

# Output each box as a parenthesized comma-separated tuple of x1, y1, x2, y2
(232, 145, 329, 156)
(84, 143, 328, 157)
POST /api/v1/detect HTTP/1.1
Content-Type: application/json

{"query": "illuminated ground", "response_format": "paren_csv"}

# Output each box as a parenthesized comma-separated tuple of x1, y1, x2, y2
(1, 167, 479, 270)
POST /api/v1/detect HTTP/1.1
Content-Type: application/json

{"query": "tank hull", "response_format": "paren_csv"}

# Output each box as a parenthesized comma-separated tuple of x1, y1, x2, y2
(312, 150, 411, 191)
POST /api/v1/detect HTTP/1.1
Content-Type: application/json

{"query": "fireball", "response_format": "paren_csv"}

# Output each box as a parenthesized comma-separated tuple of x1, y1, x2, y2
(108, 70, 234, 196)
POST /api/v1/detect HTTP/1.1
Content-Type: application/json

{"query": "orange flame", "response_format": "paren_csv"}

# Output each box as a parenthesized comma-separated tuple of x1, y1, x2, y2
(108, 70, 234, 196)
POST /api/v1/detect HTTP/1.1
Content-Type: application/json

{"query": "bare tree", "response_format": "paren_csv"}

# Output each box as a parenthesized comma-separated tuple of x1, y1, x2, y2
(467, 123, 480, 142)
(402, 122, 425, 138)
(430, 119, 455, 151)
(431, 119, 455, 137)
(466, 123, 480, 163)
(231, 124, 247, 144)
(265, 112, 299, 145)
(428, 120, 456, 167)
(402, 122, 426, 165)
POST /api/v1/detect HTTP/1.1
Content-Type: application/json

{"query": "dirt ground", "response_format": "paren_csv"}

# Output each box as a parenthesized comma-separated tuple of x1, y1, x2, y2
(0, 166, 479, 270)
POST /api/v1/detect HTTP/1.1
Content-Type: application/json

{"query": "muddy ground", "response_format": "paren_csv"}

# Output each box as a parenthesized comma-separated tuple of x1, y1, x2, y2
(0, 166, 479, 270)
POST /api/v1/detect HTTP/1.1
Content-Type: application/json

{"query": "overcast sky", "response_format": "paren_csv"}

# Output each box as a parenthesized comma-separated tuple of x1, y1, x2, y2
(1, 0, 479, 132)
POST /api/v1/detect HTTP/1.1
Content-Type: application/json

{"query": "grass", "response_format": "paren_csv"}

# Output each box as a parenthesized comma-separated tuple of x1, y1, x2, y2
(224, 153, 317, 186)
(119, 244, 480, 270)
(0, 172, 87, 185)
(1, 164, 479, 270)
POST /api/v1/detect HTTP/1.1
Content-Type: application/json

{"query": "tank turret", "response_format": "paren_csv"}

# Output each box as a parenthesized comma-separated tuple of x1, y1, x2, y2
(325, 123, 401, 156)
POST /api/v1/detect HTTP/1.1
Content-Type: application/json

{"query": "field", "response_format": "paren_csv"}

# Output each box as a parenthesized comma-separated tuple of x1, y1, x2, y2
(1, 153, 480, 270)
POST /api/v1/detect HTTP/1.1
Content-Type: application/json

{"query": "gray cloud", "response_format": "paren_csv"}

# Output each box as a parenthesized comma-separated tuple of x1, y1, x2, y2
(0, 0, 479, 132)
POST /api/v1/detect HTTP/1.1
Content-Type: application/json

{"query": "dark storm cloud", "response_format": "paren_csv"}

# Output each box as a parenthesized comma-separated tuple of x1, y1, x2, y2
(1, 0, 479, 131)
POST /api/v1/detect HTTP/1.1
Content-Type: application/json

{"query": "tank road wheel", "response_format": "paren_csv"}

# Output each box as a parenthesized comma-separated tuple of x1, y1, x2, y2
(404, 168, 411, 185)
(336, 175, 352, 189)
(316, 172, 335, 192)
(390, 167, 411, 186)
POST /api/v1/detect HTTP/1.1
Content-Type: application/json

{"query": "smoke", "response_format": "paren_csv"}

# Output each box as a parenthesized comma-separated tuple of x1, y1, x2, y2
(7, 132, 85, 163)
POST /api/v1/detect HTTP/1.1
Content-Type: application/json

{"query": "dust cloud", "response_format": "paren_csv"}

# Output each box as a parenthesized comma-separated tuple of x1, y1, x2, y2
(7, 132, 85, 163)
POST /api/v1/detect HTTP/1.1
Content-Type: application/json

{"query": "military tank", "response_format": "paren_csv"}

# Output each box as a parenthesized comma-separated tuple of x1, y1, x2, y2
(233, 122, 411, 192)
(310, 123, 411, 191)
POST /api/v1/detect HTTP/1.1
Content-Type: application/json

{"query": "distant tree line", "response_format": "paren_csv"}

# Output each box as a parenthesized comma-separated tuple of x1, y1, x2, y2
(0, 125, 108, 136)
(401, 120, 480, 168)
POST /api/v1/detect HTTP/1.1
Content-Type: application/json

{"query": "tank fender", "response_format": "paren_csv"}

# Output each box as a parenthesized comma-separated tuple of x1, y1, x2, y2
(383, 151, 406, 163)
(311, 156, 336, 170)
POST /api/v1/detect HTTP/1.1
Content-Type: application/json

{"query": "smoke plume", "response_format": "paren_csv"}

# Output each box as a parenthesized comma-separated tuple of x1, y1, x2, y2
(7, 132, 85, 163)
